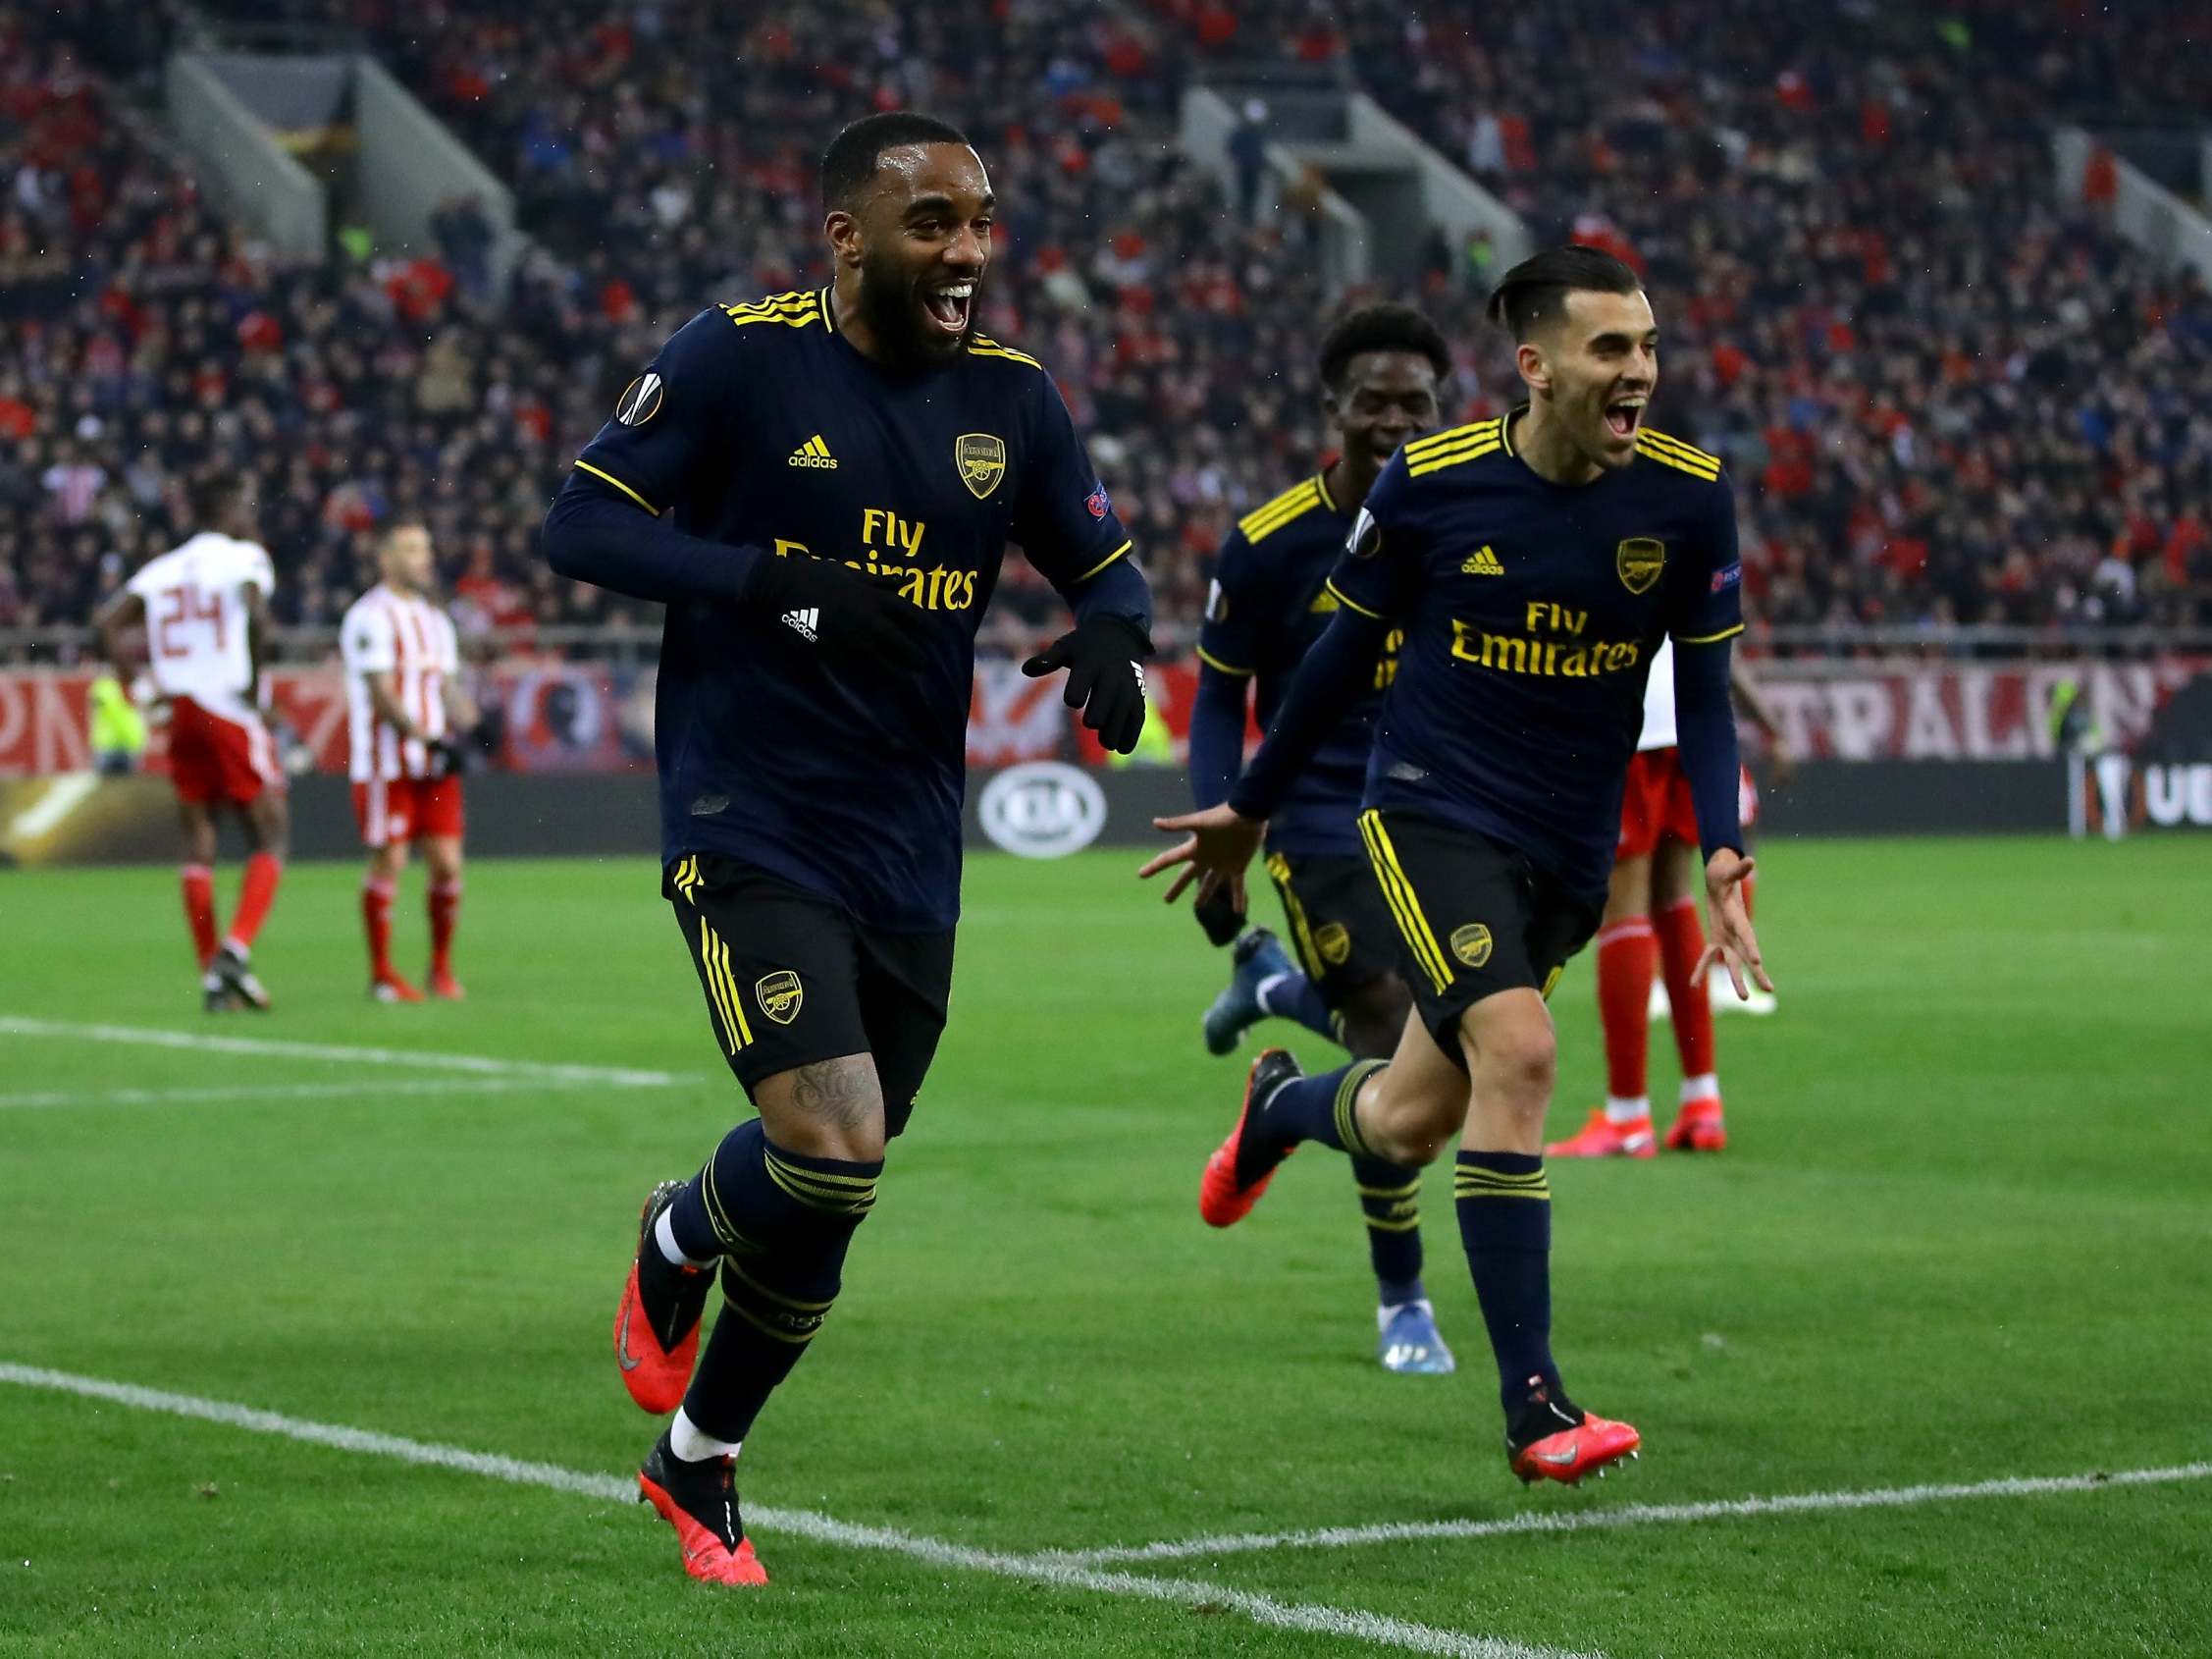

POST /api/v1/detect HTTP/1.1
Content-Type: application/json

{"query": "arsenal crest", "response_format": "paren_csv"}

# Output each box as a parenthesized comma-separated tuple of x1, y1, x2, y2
(957, 433, 1007, 500)
(1450, 924, 1494, 969)
(1616, 537, 1666, 595)
(755, 970, 804, 1025)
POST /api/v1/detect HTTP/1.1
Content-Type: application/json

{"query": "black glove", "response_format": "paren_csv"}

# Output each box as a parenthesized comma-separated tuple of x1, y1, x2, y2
(747, 554, 927, 674)
(1193, 881, 1246, 948)
(425, 735, 467, 778)
(1022, 615, 1152, 754)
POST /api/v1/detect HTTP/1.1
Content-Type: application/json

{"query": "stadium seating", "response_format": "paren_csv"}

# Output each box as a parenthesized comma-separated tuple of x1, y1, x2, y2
(3, 0, 2207, 640)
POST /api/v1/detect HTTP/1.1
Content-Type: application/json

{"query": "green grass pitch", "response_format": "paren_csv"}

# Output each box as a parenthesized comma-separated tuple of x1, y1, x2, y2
(2, 836, 2207, 1657)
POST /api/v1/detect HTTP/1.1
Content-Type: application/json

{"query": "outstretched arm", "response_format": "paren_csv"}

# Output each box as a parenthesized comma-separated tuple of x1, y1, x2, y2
(1675, 638, 1771, 998)
(1185, 662, 1254, 945)
(1187, 662, 1249, 812)
(1140, 604, 1390, 909)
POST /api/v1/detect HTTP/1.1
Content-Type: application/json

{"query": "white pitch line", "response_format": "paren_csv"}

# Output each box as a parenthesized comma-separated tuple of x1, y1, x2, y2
(1054, 1462, 2212, 1566)
(0, 1363, 1588, 1659)
(0, 1016, 683, 1088)
(0, 1076, 599, 1110)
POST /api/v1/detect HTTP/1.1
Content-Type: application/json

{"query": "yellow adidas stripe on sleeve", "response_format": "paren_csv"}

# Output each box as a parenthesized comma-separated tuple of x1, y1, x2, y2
(572, 461, 659, 516)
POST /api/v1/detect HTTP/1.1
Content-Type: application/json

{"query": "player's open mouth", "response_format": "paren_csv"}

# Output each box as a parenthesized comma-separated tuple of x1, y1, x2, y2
(1604, 397, 1646, 440)
(922, 283, 974, 337)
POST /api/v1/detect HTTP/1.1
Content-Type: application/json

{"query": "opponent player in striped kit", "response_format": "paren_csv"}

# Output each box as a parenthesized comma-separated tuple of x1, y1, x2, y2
(94, 481, 287, 1011)
(341, 521, 476, 1002)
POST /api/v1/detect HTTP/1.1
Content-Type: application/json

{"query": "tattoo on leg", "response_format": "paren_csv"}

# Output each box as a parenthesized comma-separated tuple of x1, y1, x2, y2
(788, 1057, 878, 1130)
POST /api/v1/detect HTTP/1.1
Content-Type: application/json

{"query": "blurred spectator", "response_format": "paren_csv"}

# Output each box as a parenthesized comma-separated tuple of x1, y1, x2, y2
(2, 0, 2207, 652)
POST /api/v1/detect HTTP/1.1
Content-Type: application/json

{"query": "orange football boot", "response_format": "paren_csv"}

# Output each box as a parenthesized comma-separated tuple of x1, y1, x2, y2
(638, 1432, 768, 1586)
(1546, 1110, 1658, 1158)
(1507, 1378, 1641, 1486)
(614, 1180, 714, 1414)
(1664, 1096, 1726, 1151)
(1198, 1049, 1301, 1228)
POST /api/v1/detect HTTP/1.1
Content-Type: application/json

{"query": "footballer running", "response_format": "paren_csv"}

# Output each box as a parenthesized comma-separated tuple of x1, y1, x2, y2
(1144, 247, 1770, 1486)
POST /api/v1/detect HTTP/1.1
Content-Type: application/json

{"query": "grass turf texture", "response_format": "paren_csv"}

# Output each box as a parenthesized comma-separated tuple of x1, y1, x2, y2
(1, 837, 2207, 1657)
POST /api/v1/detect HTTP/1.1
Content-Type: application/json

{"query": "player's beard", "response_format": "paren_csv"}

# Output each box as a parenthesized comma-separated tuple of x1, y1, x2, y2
(856, 246, 973, 367)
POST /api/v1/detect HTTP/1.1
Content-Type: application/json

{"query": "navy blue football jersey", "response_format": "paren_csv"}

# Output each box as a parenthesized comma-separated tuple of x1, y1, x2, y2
(564, 288, 1138, 931)
(1196, 472, 1400, 858)
(1326, 412, 1743, 902)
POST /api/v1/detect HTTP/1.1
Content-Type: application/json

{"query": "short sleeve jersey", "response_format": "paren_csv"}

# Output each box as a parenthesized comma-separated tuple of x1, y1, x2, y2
(559, 289, 1136, 932)
(126, 532, 276, 721)
(1326, 411, 1742, 902)
(1196, 472, 1399, 859)
(341, 584, 461, 782)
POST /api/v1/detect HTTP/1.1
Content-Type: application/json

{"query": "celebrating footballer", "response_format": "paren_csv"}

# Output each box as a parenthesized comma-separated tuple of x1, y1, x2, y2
(1144, 247, 1770, 1487)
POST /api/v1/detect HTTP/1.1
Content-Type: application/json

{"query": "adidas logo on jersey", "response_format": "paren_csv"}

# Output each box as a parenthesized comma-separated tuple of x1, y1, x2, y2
(1462, 546, 1505, 575)
(781, 608, 819, 642)
(787, 434, 838, 469)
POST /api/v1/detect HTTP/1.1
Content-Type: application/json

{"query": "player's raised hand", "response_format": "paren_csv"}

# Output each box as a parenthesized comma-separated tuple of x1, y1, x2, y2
(1022, 615, 1153, 754)
(1140, 803, 1264, 909)
(1698, 848, 1772, 1000)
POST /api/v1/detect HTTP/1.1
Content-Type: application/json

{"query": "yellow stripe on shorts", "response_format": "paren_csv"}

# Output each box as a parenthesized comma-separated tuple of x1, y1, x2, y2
(698, 919, 752, 1053)
(1356, 810, 1453, 993)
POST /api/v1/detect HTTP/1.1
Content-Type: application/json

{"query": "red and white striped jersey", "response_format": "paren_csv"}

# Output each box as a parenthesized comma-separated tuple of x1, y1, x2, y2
(341, 582, 461, 782)
(125, 532, 276, 722)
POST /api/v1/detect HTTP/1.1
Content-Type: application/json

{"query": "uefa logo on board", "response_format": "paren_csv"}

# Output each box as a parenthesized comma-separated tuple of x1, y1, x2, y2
(976, 762, 1108, 859)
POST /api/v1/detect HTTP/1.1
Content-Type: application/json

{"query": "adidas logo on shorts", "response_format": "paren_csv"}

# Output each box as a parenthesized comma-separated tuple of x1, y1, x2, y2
(787, 434, 838, 469)
(781, 609, 819, 643)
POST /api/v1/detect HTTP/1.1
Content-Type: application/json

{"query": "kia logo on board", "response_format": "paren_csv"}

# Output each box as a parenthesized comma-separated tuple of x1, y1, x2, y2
(976, 762, 1108, 859)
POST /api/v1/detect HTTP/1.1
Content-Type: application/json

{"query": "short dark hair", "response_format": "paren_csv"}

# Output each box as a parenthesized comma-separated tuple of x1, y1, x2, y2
(1485, 246, 1642, 341)
(1318, 302, 1452, 392)
(820, 112, 972, 212)
(189, 477, 242, 527)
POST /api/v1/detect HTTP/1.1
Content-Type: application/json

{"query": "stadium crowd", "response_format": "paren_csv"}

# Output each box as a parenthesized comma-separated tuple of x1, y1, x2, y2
(1154, 0, 2212, 634)
(2, 0, 2209, 646)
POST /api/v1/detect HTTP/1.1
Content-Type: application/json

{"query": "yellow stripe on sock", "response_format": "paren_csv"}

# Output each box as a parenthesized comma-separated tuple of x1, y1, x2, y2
(1355, 1180, 1420, 1201)
(722, 1259, 836, 1313)
(1333, 1059, 1387, 1158)
(715, 1296, 820, 1345)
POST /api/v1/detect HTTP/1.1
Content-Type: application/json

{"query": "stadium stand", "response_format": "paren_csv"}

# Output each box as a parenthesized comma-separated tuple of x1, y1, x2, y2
(1152, 0, 2212, 635)
(3, 0, 2208, 643)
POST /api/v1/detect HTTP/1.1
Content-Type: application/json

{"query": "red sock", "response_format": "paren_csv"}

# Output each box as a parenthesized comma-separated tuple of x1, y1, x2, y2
(1655, 896, 1716, 1086)
(428, 879, 461, 975)
(222, 852, 283, 954)
(181, 865, 219, 970)
(1740, 870, 1757, 923)
(362, 878, 396, 979)
(1595, 918, 1657, 1100)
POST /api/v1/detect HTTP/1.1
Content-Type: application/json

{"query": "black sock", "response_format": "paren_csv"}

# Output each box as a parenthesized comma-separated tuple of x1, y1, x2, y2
(672, 1120, 881, 1445)
(1254, 967, 1340, 1044)
(1351, 1156, 1424, 1300)
(1454, 1150, 1557, 1411)
(1256, 1059, 1390, 1157)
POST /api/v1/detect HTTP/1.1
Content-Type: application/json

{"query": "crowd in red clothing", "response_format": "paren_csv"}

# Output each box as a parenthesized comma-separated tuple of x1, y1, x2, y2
(1150, 0, 2212, 635)
(3, 0, 2208, 648)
